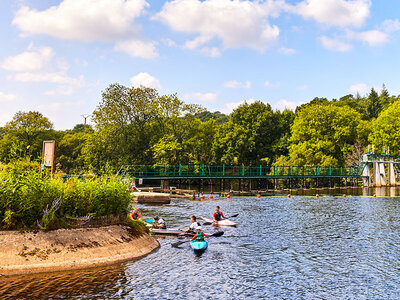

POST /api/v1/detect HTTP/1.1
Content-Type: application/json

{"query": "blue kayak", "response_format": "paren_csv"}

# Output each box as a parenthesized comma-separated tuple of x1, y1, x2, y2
(190, 239, 208, 252)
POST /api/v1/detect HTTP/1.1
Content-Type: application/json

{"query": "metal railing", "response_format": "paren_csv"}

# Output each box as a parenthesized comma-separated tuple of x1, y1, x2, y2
(118, 164, 364, 179)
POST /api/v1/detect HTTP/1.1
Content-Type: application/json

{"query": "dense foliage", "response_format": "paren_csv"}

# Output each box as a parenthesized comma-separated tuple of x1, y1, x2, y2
(1, 83, 399, 173)
(0, 159, 132, 230)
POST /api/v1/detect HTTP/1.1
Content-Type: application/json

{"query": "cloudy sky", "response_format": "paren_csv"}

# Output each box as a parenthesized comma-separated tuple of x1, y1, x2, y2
(1, 0, 399, 129)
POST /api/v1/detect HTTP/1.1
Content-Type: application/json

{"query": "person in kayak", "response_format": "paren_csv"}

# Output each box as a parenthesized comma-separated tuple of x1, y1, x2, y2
(129, 208, 141, 220)
(190, 226, 208, 241)
(184, 216, 201, 233)
(153, 216, 167, 229)
(213, 206, 229, 222)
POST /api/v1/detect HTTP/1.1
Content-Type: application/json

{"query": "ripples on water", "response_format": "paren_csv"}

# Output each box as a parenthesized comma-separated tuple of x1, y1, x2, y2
(1, 195, 400, 299)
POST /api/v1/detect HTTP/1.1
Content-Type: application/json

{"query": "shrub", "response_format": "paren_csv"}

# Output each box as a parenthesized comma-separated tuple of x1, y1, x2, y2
(0, 159, 132, 230)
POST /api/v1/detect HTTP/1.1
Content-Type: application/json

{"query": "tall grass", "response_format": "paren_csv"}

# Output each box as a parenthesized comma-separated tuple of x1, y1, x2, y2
(0, 159, 132, 230)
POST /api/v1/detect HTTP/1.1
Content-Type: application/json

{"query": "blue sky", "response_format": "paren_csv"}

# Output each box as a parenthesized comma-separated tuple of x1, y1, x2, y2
(1, 0, 400, 129)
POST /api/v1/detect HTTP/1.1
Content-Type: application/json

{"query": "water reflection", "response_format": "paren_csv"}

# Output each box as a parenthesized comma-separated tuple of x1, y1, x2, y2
(1, 194, 400, 299)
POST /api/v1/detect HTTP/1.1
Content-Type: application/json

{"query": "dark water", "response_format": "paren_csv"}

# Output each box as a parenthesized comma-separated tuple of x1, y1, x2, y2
(1, 195, 400, 299)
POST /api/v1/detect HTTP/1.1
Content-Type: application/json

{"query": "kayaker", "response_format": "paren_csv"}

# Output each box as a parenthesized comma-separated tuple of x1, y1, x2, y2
(190, 226, 208, 241)
(184, 216, 201, 233)
(153, 216, 167, 229)
(129, 208, 141, 220)
(213, 206, 229, 222)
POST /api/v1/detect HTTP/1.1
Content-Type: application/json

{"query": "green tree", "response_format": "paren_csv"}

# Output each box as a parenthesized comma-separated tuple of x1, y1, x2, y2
(379, 84, 390, 110)
(370, 99, 400, 156)
(365, 88, 382, 120)
(288, 103, 361, 166)
(212, 101, 285, 164)
(57, 131, 92, 173)
(87, 84, 203, 170)
(0, 111, 54, 161)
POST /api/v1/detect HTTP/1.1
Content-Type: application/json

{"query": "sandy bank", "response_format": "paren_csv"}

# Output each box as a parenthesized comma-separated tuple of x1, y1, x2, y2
(0, 225, 159, 276)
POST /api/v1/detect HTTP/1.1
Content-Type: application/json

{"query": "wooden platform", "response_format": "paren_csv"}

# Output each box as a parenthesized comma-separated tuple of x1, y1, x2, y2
(133, 192, 171, 204)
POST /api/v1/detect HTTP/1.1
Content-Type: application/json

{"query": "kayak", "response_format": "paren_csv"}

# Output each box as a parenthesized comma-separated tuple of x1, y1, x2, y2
(190, 239, 208, 252)
(201, 217, 237, 226)
(150, 228, 194, 236)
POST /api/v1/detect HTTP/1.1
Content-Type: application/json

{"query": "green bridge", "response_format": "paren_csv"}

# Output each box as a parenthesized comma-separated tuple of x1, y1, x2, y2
(118, 164, 364, 180)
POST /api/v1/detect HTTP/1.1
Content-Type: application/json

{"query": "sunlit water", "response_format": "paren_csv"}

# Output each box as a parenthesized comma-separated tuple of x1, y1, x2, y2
(1, 194, 400, 299)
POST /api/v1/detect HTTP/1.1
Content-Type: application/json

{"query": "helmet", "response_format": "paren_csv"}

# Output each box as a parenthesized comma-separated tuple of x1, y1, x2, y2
(196, 226, 202, 230)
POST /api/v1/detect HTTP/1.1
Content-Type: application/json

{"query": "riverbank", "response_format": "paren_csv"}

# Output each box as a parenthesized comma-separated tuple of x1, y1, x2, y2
(0, 225, 159, 276)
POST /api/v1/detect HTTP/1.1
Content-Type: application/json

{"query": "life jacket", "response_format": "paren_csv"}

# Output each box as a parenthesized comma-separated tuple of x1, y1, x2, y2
(215, 211, 222, 221)
(195, 232, 204, 241)
(129, 212, 140, 220)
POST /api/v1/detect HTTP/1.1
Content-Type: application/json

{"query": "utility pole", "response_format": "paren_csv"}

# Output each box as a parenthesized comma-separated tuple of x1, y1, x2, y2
(81, 114, 91, 131)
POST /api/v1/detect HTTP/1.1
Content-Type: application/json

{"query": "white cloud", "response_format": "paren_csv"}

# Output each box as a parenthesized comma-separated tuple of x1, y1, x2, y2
(346, 30, 388, 46)
(184, 92, 217, 103)
(1, 45, 54, 71)
(295, 0, 371, 28)
(200, 47, 221, 57)
(162, 38, 177, 47)
(349, 83, 369, 95)
(10, 72, 85, 86)
(273, 99, 304, 111)
(4, 45, 86, 96)
(264, 81, 280, 88)
(278, 47, 296, 55)
(320, 36, 352, 52)
(155, 0, 283, 52)
(12, 0, 157, 59)
(381, 19, 400, 33)
(130, 72, 161, 90)
(13, 0, 148, 42)
(114, 40, 159, 59)
(223, 80, 251, 89)
(0, 91, 17, 103)
(222, 99, 256, 114)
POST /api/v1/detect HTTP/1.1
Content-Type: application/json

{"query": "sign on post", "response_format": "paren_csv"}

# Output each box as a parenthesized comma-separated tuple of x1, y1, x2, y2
(42, 140, 56, 174)
(139, 178, 143, 185)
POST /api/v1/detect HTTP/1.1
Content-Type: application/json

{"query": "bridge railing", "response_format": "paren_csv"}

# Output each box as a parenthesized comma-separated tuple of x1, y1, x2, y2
(118, 164, 363, 178)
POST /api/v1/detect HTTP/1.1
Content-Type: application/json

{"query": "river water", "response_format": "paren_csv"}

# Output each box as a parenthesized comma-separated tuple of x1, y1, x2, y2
(1, 194, 400, 299)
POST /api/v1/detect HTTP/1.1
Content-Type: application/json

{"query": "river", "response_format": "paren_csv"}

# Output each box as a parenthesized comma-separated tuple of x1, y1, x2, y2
(1, 194, 400, 299)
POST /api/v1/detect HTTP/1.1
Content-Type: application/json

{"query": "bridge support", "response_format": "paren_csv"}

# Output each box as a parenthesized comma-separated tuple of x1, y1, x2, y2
(374, 157, 387, 187)
(389, 158, 396, 186)
(362, 154, 371, 186)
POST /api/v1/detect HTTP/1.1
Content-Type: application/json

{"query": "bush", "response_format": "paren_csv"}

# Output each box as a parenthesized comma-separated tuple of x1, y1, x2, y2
(0, 159, 132, 230)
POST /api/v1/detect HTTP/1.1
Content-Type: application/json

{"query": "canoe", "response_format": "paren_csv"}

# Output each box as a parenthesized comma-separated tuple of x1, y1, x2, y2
(201, 217, 237, 226)
(190, 239, 208, 252)
(150, 228, 194, 236)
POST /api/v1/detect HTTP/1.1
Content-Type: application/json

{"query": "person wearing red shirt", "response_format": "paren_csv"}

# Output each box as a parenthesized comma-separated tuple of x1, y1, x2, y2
(190, 226, 208, 241)
(213, 206, 229, 222)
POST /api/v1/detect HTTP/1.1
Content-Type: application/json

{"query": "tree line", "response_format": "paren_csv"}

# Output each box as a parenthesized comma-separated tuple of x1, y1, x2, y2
(1, 83, 399, 174)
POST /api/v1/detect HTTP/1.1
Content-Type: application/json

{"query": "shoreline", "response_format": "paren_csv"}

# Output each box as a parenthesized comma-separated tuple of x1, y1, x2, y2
(0, 225, 159, 276)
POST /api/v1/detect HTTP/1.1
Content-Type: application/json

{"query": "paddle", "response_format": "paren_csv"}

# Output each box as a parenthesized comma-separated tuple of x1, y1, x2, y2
(171, 231, 224, 248)
(202, 213, 239, 225)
